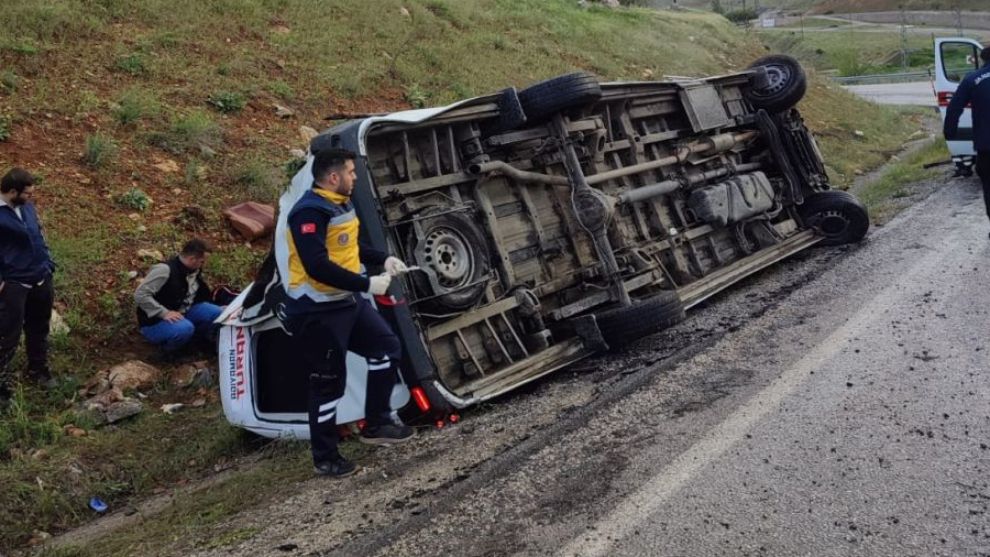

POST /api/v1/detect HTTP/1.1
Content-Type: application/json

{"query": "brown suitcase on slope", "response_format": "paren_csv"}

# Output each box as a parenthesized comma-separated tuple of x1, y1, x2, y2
(222, 201, 275, 241)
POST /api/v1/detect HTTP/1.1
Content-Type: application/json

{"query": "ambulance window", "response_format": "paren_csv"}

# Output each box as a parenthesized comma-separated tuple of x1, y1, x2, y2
(942, 42, 980, 83)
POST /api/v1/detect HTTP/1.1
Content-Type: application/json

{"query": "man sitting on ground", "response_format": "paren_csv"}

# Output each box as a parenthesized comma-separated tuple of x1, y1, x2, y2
(134, 239, 223, 358)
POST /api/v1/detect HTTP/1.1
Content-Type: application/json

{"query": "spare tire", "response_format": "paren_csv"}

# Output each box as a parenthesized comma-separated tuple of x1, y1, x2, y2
(744, 54, 807, 113)
(593, 291, 686, 350)
(518, 72, 602, 122)
(798, 190, 870, 246)
(405, 210, 491, 311)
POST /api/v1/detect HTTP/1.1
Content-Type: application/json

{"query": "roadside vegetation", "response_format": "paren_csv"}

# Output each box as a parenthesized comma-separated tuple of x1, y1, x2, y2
(856, 137, 949, 222)
(0, 0, 931, 551)
(761, 27, 936, 76)
(808, 0, 988, 13)
(682, 0, 987, 12)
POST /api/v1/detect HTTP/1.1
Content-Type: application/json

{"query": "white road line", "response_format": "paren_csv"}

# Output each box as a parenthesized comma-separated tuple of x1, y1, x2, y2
(559, 222, 967, 557)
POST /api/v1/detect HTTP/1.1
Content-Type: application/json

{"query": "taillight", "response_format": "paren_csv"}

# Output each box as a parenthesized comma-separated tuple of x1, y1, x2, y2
(373, 294, 404, 306)
(410, 386, 431, 413)
(937, 91, 973, 108)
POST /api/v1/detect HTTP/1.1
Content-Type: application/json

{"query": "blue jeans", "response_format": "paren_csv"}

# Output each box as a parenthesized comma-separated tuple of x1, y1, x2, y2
(140, 302, 223, 352)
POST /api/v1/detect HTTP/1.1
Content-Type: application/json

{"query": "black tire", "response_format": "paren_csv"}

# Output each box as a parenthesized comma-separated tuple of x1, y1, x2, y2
(744, 55, 807, 113)
(405, 210, 491, 311)
(593, 292, 686, 350)
(483, 87, 527, 134)
(518, 72, 602, 122)
(798, 190, 870, 246)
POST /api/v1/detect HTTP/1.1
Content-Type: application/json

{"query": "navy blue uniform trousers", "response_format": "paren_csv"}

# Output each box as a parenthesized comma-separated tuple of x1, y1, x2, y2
(977, 151, 990, 222)
(287, 294, 402, 464)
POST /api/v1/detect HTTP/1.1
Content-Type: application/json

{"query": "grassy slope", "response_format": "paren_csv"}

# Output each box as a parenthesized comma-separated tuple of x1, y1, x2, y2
(758, 27, 938, 75)
(0, 0, 923, 550)
(809, 0, 988, 13)
(680, 0, 987, 12)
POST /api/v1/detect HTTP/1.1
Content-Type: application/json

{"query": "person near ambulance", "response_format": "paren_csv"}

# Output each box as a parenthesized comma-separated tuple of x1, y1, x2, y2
(280, 147, 414, 478)
(944, 46, 990, 236)
(134, 238, 224, 358)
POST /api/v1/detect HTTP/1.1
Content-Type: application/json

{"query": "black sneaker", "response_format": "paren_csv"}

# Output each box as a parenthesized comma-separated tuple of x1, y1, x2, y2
(26, 367, 56, 389)
(360, 423, 415, 446)
(313, 455, 357, 478)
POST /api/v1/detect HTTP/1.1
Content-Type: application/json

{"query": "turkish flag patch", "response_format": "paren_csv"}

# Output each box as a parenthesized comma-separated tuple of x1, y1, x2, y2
(300, 223, 317, 234)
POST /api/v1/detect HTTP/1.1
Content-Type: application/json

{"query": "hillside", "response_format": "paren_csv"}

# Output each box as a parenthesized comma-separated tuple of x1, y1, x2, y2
(679, 0, 986, 13)
(0, 0, 927, 551)
(809, 0, 987, 13)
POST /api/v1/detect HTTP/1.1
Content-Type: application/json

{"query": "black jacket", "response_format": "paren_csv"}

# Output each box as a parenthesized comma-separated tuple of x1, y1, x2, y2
(944, 62, 990, 152)
(136, 257, 211, 326)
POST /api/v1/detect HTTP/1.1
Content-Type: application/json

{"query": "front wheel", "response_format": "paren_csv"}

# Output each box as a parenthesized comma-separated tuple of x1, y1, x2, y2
(798, 190, 870, 246)
(593, 292, 686, 350)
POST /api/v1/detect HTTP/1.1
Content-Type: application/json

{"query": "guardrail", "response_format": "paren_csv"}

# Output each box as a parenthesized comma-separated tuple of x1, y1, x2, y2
(831, 70, 932, 85)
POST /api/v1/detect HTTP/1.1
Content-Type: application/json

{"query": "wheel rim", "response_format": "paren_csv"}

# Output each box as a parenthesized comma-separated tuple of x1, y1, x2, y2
(815, 209, 850, 237)
(422, 226, 474, 288)
(757, 64, 791, 97)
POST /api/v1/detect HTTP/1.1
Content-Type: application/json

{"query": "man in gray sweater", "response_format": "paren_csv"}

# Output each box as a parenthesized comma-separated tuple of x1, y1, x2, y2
(134, 239, 223, 356)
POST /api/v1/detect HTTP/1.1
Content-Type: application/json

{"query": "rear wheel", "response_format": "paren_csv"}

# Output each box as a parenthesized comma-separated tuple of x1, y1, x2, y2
(798, 190, 870, 246)
(593, 292, 686, 350)
(745, 55, 807, 113)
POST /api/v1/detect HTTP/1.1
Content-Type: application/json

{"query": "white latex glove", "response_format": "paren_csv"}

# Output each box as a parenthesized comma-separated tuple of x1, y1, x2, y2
(367, 273, 392, 295)
(384, 256, 409, 276)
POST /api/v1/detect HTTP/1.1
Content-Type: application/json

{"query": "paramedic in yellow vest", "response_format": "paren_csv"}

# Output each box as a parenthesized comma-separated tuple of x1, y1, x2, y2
(282, 148, 413, 478)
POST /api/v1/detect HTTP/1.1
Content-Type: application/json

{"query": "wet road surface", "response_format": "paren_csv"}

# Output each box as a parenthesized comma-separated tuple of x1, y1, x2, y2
(193, 176, 990, 557)
(843, 81, 935, 107)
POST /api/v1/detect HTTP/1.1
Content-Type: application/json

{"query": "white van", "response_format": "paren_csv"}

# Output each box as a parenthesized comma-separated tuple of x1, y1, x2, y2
(217, 56, 870, 440)
(933, 37, 984, 176)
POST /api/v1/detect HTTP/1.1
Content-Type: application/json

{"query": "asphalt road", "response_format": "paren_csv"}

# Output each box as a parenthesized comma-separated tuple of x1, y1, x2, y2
(190, 175, 990, 557)
(843, 81, 936, 106)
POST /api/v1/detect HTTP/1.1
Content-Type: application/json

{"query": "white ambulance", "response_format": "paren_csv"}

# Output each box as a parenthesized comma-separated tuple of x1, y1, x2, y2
(934, 37, 984, 176)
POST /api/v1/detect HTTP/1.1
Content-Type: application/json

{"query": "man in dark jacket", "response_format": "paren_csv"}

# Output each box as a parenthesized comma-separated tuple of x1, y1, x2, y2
(944, 46, 990, 236)
(134, 239, 223, 356)
(278, 148, 413, 478)
(0, 168, 56, 406)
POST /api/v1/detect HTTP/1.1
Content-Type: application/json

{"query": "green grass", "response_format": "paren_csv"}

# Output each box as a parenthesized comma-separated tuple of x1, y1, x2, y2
(759, 27, 937, 75)
(207, 90, 247, 114)
(114, 52, 148, 76)
(111, 88, 161, 126)
(233, 160, 284, 204)
(0, 407, 264, 550)
(809, 0, 989, 13)
(268, 80, 294, 100)
(148, 110, 223, 154)
(43, 444, 311, 556)
(680, 0, 989, 11)
(795, 78, 925, 188)
(857, 137, 947, 220)
(0, 115, 11, 141)
(114, 187, 152, 212)
(82, 134, 116, 168)
(206, 243, 267, 286)
(0, 0, 934, 552)
(40, 439, 381, 557)
(1, 69, 20, 92)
